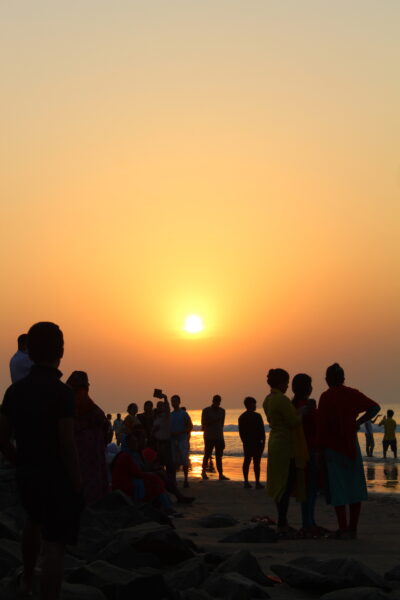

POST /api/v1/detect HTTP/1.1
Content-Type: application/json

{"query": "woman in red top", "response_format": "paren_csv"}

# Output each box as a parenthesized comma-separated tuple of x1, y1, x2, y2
(317, 363, 380, 538)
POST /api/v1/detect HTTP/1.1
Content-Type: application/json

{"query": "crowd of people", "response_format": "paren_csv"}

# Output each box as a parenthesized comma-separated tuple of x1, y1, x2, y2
(0, 322, 395, 599)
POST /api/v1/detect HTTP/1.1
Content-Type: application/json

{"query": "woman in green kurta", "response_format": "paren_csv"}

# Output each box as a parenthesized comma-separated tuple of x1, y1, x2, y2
(263, 368, 308, 532)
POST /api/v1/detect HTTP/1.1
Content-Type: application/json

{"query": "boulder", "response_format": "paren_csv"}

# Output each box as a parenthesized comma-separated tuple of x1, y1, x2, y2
(0, 538, 22, 577)
(298, 557, 388, 590)
(219, 524, 277, 543)
(204, 552, 226, 566)
(90, 490, 133, 512)
(179, 590, 214, 600)
(385, 565, 400, 581)
(215, 550, 273, 587)
(199, 514, 238, 528)
(67, 560, 168, 600)
(0, 512, 20, 540)
(271, 564, 348, 593)
(203, 572, 270, 599)
(96, 522, 195, 567)
(164, 556, 208, 591)
(320, 588, 389, 600)
(61, 582, 107, 600)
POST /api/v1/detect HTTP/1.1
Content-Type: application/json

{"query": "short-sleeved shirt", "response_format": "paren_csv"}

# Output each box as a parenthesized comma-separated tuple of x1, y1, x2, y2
(201, 406, 225, 441)
(238, 411, 265, 446)
(1, 365, 74, 475)
(170, 409, 190, 442)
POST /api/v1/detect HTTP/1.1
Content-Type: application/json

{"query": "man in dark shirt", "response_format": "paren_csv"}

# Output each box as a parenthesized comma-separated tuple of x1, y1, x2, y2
(138, 400, 155, 446)
(0, 322, 83, 600)
(238, 397, 265, 488)
(201, 395, 229, 480)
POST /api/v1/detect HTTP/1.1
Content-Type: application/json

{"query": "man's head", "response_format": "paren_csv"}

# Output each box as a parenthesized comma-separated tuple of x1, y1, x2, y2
(171, 394, 181, 410)
(144, 400, 153, 413)
(244, 396, 256, 411)
(127, 403, 138, 416)
(326, 363, 345, 387)
(117, 413, 121, 419)
(388, 409, 394, 418)
(17, 333, 28, 352)
(27, 322, 64, 366)
(212, 395, 221, 408)
(292, 373, 312, 398)
(106, 413, 112, 420)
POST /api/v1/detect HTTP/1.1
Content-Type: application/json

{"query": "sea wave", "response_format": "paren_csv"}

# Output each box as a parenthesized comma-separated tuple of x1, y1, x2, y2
(192, 424, 271, 432)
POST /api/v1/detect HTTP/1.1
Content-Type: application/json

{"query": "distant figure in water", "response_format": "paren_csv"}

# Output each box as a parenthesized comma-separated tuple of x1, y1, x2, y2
(263, 369, 308, 537)
(292, 373, 323, 537)
(363, 412, 381, 457)
(379, 410, 397, 459)
(317, 363, 380, 539)
(106, 413, 113, 444)
(9, 333, 33, 383)
(66, 371, 109, 505)
(113, 413, 124, 446)
(238, 397, 265, 489)
(0, 322, 83, 600)
(201, 395, 229, 481)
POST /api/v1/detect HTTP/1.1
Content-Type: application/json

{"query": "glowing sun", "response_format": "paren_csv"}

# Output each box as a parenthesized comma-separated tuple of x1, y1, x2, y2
(184, 314, 204, 334)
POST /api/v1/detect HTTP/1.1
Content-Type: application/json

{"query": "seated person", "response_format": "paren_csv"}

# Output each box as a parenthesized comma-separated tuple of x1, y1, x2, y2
(111, 433, 173, 513)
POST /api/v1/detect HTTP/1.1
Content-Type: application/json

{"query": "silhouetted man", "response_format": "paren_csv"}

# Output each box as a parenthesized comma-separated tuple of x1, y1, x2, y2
(9, 333, 33, 383)
(238, 397, 265, 488)
(138, 400, 155, 445)
(201, 395, 229, 480)
(170, 395, 192, 488)
(0, 322, 83, 600)
(113, 413, 124, 446)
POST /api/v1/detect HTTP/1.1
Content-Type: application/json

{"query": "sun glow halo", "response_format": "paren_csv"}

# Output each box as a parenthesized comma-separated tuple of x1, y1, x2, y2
(184, 314, 204, 334)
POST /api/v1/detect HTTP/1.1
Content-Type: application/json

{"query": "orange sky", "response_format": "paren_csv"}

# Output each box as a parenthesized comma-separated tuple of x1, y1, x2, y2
(1, 1, 399, 410)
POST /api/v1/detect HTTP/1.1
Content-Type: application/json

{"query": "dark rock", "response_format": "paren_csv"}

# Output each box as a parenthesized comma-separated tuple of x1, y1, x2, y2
(219, 524, 277, 543)
(271, 564, 347, 593)
(66, 560, 168, 600)
(68, 523, 112, 561)
(385, 565, 400, 581)
(61, 582, 107, 599)
(0, 538, 22, 577)
(204, 552, 225, 566)
(0, 512, 20, 540)
(96, 522, 195, 567)
(90, 490, 133, 512)
(179, 590, 214, 600)
(320, 588, 389, 600)
(138, 502, 174, 527)
(199, 514, 238, 528)
(299, 557, 389, 590)
(164, 556, 208, 591)
(215, 550, 273, 586)
(203, 572, 270, 599)
(273, 558, 389, 593)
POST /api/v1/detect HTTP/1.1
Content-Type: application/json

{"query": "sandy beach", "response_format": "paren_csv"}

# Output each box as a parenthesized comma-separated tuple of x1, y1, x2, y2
(172, 476, 400, 598)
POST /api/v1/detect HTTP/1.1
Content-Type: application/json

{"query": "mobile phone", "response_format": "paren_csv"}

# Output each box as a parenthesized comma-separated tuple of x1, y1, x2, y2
(153, 388, 163, 399)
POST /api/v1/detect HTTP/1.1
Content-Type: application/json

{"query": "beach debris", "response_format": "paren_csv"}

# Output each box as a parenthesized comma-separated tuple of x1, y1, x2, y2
(214, 549, 274, 587)
(203, 572, 270, 599)
(164, 556, 209, 591)
(198, 513, 238, 528)
(95, 521, 195, 567)
(66, 560, 168, 600)
(219, 523, 278, 543)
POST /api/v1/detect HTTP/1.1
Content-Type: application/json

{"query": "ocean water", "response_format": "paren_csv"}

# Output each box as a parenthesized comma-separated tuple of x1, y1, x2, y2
(113, 408, 400, 493)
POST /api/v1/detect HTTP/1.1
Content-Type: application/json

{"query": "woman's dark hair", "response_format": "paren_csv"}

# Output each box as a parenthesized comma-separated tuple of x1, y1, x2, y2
(66, 371, 89, 391)
(267, 368, 289, 388)
(326, 363, 345, 386)
(292, 373, 312, 396)
(27, 322, 64, 364)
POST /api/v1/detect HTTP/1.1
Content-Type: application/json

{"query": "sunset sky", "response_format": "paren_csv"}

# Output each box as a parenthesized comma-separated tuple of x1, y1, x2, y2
(1, 1, 399, 411)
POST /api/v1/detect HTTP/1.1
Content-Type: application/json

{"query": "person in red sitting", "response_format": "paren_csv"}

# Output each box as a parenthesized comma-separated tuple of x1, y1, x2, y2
(111, 433, 175, 514)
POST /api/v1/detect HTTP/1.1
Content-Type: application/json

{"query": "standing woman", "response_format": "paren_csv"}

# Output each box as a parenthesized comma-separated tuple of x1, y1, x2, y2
(263, 369, 308, 536)
(66, 371, 109, 505)
(317, 363, 380, 538)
